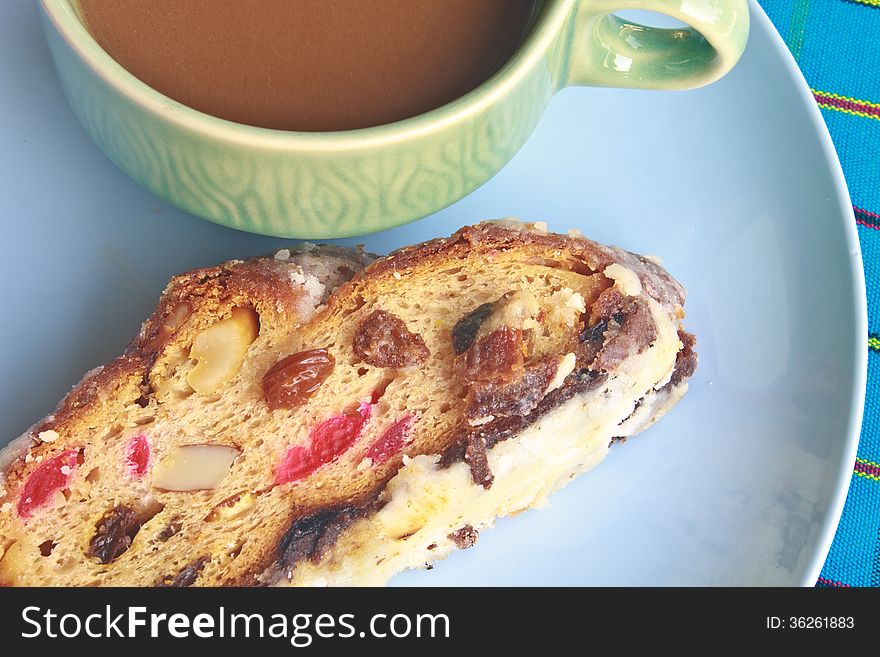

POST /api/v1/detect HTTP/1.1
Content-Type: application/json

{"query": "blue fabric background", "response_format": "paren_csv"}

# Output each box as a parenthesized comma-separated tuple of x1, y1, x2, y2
(759, 0, 880, 587)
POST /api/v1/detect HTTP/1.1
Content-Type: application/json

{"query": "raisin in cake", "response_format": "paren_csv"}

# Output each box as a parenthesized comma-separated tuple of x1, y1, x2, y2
(0, 221, 696, 586)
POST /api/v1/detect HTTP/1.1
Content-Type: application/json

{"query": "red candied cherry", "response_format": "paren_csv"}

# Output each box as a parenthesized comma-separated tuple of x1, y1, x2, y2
(310, 403, 371, 466)
(365, 415, 416, 465)
(125, 434, 151, 478)
(274, 403, 372, 485)
(274, 446, 314, 485)
(17, 449, 80, 519)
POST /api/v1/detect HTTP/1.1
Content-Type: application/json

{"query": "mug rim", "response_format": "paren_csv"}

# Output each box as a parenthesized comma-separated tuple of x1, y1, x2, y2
(40, 0, 573, 150)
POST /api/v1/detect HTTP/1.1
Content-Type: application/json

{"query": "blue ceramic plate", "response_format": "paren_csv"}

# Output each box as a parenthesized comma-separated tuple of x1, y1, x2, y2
(0, 1, 865, 585)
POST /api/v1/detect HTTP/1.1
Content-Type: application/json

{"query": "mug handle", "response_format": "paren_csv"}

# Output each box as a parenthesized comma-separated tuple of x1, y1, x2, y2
(566, 0, 750, 90)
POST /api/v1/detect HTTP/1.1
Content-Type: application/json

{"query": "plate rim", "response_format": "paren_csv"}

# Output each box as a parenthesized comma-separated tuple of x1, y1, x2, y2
(747, 0, 868, 586)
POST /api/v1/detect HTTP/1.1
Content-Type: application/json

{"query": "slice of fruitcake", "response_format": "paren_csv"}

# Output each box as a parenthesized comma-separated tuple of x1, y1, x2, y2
(0, 221, 695, 586)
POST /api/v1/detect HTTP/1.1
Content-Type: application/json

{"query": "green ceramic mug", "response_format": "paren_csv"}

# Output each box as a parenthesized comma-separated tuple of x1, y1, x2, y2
(39, 0, 749, 238)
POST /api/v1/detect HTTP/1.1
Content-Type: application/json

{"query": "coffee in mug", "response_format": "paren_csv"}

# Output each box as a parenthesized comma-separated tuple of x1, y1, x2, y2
(79, 0, 538, 132)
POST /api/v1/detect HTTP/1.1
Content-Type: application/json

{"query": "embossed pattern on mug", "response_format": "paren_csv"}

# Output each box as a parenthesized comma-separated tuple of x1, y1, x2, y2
(46, 15, 552, 237)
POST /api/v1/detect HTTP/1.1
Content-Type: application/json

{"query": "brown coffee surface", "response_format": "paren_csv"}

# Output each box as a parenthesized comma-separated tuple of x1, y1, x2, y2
(80, 0, 535, 132)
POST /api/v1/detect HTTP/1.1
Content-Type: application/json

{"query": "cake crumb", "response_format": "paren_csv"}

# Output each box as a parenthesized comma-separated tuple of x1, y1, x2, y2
(38, 430, 59, 443)
(565, 291, 585, 311)
(274, 249, 291, 261)
(448, 525, 479, 549)
(288, 267, 327, 304)
(604, 263, 643, 297)
(547, 353, 577, 393)
(53, 490, 66, 508)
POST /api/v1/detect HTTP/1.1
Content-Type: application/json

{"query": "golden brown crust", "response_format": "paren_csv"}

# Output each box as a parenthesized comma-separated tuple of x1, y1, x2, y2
(28, 259, 310, 440)
(364, 222, 685, 308)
